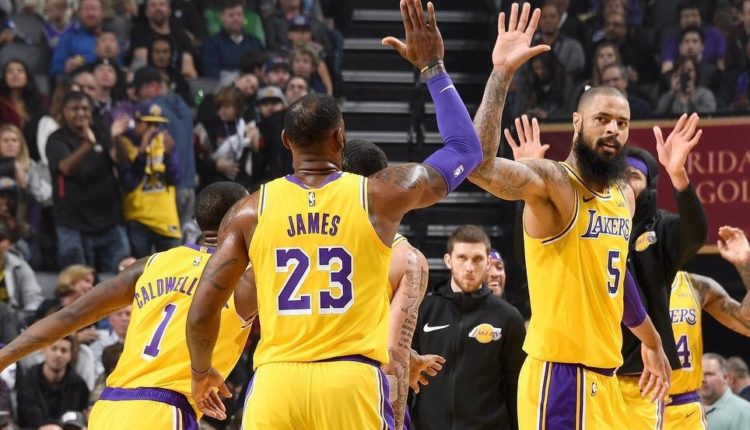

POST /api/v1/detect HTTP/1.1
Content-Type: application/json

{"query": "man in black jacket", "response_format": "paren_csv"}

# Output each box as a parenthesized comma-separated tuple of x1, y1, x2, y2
(618, 137, 708, 427)
(411, 225, 526, 430)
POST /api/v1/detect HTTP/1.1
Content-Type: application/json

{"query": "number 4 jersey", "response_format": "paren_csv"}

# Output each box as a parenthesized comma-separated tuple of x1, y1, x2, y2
(523, 162, 632, 369)
(105, 244, 251, 405)
(668, 271, 703, 395)
(249, 172, 392, 368)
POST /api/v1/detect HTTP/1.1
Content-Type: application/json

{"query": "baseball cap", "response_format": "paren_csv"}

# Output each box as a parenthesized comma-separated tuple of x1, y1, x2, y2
(60, 411, 87, 430)
(266, 55, 292, 73)
(134, 101, 169, 123)
(132, 66, 163, 90)
(257, 86, 287, 105)
(90, 57, 116, 72)
(288, 14, 312, 30)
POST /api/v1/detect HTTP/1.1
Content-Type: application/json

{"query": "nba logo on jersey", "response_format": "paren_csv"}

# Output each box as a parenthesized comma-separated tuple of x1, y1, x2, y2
(193, 256, 202, 266)
(308, 191, 316, 207)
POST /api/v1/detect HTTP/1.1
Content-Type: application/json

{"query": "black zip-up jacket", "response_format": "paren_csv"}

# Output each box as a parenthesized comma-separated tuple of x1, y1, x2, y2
(411, 280, 526, 430)
(620, 183, 708, 374)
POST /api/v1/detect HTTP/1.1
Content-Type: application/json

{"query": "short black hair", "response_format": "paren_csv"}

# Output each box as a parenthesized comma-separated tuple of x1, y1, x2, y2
(678, 0, 700, 14)
(343, 139, 388, 176)
(680, 26, 704, 43)
(283, 94, 342, 151)
(240, 51, 267, 74)
(62, 90, 91, 107)
(576, 85, 627, 111)
(195, 182, 249, 231)
(221, 0, 244, 11)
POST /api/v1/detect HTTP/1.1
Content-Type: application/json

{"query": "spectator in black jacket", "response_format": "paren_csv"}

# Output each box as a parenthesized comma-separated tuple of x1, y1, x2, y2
(412, 225, 526, 430)
(16, 335, 89, 428)
(618, 133, 708, 428)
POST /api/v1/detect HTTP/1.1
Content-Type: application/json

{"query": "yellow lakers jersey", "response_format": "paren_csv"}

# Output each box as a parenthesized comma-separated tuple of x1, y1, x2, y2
(523, 162, 631, 368)
(668, 271, 703, 395)
(107, 244, 251, 410)
(249, 172, 392, 367)
(120, 133, 181, 238)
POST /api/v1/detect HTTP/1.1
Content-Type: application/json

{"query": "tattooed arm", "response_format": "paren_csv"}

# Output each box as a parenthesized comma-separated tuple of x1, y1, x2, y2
(0, 259, 144, 370)
(382, 241, 429, 430)
(690, 273, 750, 336)
(187, 194, 258, 419)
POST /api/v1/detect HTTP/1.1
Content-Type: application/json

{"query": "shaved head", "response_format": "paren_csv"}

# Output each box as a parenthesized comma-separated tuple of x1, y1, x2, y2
(577, 85, 628, 112)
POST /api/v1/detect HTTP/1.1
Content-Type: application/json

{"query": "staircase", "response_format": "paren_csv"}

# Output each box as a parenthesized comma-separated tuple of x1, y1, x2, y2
(340, 0, 518, 283)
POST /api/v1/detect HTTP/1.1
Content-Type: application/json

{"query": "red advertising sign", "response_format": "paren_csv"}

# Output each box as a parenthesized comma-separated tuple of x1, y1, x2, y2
(539, 117, 750, 248)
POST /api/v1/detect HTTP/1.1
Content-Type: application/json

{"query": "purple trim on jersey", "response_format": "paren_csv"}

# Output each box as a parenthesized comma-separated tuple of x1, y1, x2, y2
(580, 364, 617, 376)
(284, 171, 343, 189)
(543, 363, 578, 429)
(100, 387, 198, 430)
(668, 391, 700, 406)
(182, 243, 216, 254)
(537, 362, 551, 430)
(403, 408, 411, 430)
(377, 367, 395, 430)
(316, 354, 382, 367)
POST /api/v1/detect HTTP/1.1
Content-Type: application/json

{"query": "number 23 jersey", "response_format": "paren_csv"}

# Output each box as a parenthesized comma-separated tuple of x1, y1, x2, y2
(249, 173, 392, 368)
(106, 244, 251, 406)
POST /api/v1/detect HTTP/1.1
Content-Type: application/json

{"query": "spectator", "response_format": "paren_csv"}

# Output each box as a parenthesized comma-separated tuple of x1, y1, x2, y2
(601, 64, 653, 118)
(34, 264, 95, 324)
(37, 422, 63, 430)
(265, 0, 331, 54)
(534, 3, 585, 81)
(90, 59, 123, 128)
(593, 9, 660, 84)
(485, 248, 506, 297)
(36, 83, 71, 167)
(549, 0, 586, 42)
(284, 75, 308, 104)
(134, 67, 197, 241)
(727, 356, 750, 402)
(727, 0, 750, 72)
(286, 15, 335, 93)
(0, 301, 18, 345)
(590, 40, 622, 86)
(240, 50, 267, 86)
(674, 26, 723, 96)
(16, 336, 90, 429)
(69, 68, 98, 102)
(201, 0, 264, 80)
(0, 59, 46, 161)
(89, 342, 122, 403)
(411, 225, 526, 430)
(0, 223, 42, 322)
(165, 0, 207, 51)
(59, 411, 86, 430)
(290, 44, 331, 95)
(513, 51, 571, 119)
(656, 56, 717, 114)
(0, 3, 50, 79)
(265, 55, 292, 88)
(196, 70, 260, 126)
(129, 0, 198, 79)
(146, 35, 193, 107)
(661, 1, 727, 73)
(114, 101, 181, 257)
(195, 86, 260, 189)
(729, 38, 750, 111)
(255, 86, 289, 180)
(0, 124, 51, 206)
(89, 306, 130, 377)
(49, 0, 104, 78)
(46, 91, 128, 273)
(94, 29, 120, 64)
(204, 0, 266, 45)
(42, 0, 73, 50)
(701, 353, 750, 429)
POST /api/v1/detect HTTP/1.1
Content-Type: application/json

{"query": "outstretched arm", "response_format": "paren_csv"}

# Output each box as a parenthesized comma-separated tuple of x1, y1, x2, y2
(186, 194, 257, 419)
(0, 259, 144, 370)
(690, 226, 750, 336)
(382, 244, 429, 430)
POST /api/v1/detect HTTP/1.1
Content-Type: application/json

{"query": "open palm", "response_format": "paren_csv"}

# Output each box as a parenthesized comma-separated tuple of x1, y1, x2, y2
(718, 226, 750, 266)
(653, 113, 702, 175)
(504, 115, 549, 160)
(492, 3, 549, 73)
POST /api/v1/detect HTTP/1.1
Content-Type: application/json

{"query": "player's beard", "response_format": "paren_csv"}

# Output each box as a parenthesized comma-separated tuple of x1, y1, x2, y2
(573, 129, 628, 188)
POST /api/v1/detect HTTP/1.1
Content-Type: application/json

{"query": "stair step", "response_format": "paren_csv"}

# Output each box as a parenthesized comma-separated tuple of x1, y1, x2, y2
(342, 49, 492, 73)
(352, 0, 493, 12)
(342, 70, 484, 84)
(344, 37, 487, 52)
(342, 101, 477, 115)
(352, 9, 485, 23)
(346, 130, 443, 144)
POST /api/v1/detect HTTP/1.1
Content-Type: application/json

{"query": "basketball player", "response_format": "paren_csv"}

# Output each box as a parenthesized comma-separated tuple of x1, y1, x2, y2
(664, 226, 750, 429)
(343, 138, 440, 430)
(0, 182, 252, 429)
(467, 7, 702, 422)
(184, 1, 548, 427)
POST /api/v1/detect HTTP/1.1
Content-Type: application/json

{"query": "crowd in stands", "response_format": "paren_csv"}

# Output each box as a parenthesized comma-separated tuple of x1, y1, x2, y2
(0, 0, 747, 428)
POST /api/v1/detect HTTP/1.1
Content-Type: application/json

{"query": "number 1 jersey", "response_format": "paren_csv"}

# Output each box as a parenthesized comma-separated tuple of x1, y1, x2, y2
(249, 173, 392, 368)
(106, 244, 251, 407)
(523, 162, 632, 369)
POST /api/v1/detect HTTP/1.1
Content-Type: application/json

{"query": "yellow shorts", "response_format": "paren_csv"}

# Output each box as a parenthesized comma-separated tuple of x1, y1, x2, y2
(243, 357, 393, 430)
(518, 357, 626, 430)
(89, 387, 198, 430)
(664, 392, 707, 430)
(618, 374, 665, 429)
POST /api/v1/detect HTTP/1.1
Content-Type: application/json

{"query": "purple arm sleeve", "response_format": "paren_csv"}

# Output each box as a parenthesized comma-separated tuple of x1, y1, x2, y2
(623, 269, 647, 328)
(422, 72, 482, 192)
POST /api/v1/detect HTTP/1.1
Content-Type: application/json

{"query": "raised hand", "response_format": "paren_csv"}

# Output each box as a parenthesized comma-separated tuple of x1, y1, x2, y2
(382, 0, 444, 69)
(718, 226, 750, 267)
(409, 352, 445, 393)
(191, 366, 232, 420)
(653, 113, 702, 177)
(504, 115, 549, 160)
(492, 3, 550, 73)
